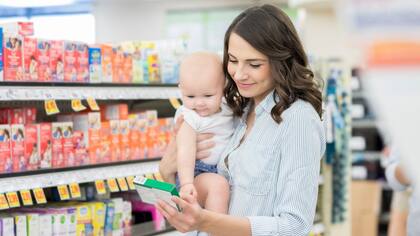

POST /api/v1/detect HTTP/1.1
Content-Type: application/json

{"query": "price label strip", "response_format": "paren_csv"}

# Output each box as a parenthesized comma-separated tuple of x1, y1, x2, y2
(107, 179, 120, 192)
(69, 183, 81, 198)
(57, 185, 70, 200)
(71, 99, 87, 112)
(117, 178, 129, 191)
(87, 97, 100, 111)
(0, 194, 9, 210)
(95, 180, 107, 195)
(6, 192, 20, 208)
(19, 190, 33, 206)
(169, 98, 182, 109)
(126, 176, 136, 190)
(44, 99, 60, 115)
(33, 188, 47, 204)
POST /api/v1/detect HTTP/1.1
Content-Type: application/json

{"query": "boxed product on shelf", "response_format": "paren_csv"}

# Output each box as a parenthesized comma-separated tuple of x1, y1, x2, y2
(109, 120, 121, 163)
(122, 52, 133, 84)
(112, 46, 124, 83)
(11, 124, 25, 172)
(37, 39, 51, 82)
(76, 43, 89, 83)
(111, 198, 124, 234)
(137, 113, 148, 159)
(39, 123, 52, 169)
(50, 40, 64, 82)
(4, 34, 23, 81)
(0, 28, 3, 82)
(103, 104, 129, 120)
(61, 122, 75, 167)
(0, 22, 34, 36)
(17, 208, 53, 236)
(103, 200, 115, 235)
(25, 124, 39, 170)
(147, 52, 160, 84)
(64, 41, 77, 82)
(0, 124, 11, 173)
(10, 108, 25, 124)
(73, 130, 88, 166)
(0, 216, 14, 236)
(119, 120, 130, 161)
(26, 213, 40, 236)
(100, 122, 111, 163)
(22, 37, 38, 81)
(100, 44, 113, 83)
(24, 108, 37, 124)
(72, 112, 101, 165)
(130, 42, 145, 83)
(90, 202, 106, 236)
(128, 114, 141, 160)
(88, 46, 102, 83)
(51, 122, 64, 168)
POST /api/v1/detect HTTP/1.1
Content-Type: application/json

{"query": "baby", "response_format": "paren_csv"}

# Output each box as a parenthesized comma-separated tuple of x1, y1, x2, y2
(176, 52, 234, 215)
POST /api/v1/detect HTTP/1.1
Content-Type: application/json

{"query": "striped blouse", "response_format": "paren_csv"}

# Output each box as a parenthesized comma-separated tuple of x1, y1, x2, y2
(217, 91, 326, 236)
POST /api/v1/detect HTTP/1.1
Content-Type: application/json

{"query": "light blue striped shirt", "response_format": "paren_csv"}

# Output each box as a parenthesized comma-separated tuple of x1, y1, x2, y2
(217, 91, 326, 236)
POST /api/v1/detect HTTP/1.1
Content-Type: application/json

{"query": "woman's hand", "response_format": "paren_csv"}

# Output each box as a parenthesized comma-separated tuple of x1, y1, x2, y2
(156, 195, 204, 233)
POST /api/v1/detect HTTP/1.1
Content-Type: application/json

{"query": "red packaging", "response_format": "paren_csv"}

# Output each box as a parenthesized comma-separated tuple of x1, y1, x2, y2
(39, 123, 52, 169)
(99, 122, 111, 163)
(76, 44, 89, 83)
(4, 35, 23, 81)
(122, 52, 132, 83)
(61, 122, 74, 167)
(109, 120, 120, 162)
(64, 41, 77, 82)
(22, 37, 38, 81)
(10, 108, 25, 124)
(37, 39, 51, 82)
(0, 109, 8, 124)
(0, 125, 11, 173)
(72, 112, 101, 164)
(50, 40, 64, 82)
(25, 124, 39, 170)
(51, 122, 64, 168)
(11, 124, 25, 172)
(73, 130, 88, 166)
(23, 108, 36, 124)
(1, 22, 34, 36)
(119, 120, 130, 161)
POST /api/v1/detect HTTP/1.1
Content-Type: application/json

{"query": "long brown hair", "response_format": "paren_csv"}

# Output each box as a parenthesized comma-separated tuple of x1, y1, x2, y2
(223, 4, 323, 123)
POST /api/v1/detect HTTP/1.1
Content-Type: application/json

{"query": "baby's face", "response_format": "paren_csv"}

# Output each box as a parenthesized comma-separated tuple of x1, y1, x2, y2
(180, 72, 224, 117)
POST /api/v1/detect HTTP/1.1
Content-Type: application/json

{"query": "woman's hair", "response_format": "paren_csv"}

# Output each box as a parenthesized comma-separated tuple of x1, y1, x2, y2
(223, 4, 323, 123)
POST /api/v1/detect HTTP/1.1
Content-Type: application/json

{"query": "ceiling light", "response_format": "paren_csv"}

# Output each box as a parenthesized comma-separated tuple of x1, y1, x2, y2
(0, 0, 75, 8)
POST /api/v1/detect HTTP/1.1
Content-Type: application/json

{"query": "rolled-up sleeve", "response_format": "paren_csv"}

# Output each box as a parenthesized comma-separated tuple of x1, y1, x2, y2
(247, 109, 325, 236)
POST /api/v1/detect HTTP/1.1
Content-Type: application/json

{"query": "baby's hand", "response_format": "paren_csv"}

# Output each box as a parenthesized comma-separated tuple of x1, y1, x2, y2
(180, 183, 197, 199)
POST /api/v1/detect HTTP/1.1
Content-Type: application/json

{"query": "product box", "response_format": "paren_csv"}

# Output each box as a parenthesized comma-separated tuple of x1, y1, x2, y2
(72, 112, 101, 164)
(91, 202, 106, 236)
(39, 123, 52, 169)
(100, 122, 111, 163)
(37, 39, 51, 82)
(109, 120, 120, 162)
(23, 107, 37, 124)
(0, 28, 3, 82)
(88, 46, 101, 83)
(119, 120, 130, 161)
(50, 40, 64, 82)
(122, 201, 132, 231)
(145, 46, 160, 83)
(38, 214, 53, 236)
(111, 198, 124, 231)
(132, 42, 145, 83)
(0, 217, 14, 236)
(0, 22, 34, 36)
(73, 130, 88, 166)
(137, 114, 148, 159)
(26, 213, 40, 236)
(103, 104, 128, 121)
(13, 214, 28, 236)
(22, 37, 37, 81)
(112, 46, 124, 83)
(128, 114, 141, 160)
(157, 118, 170, 157)
(11, 124, 25, 172)
(10, 108, 25, 124)
(51, 122, 64, 168)
(133, 176, 180, 210)
(76, 43, 89, 83)
(4, 35, 23, 81)
(61, 122, 75, 167)
(122, 52, 132, 83)
(0, 125, 11, 173)
(100, 44, 113, 83)
(103, 200, 115, 235)
(25, 124, 39, 170)
(64, 41, 77, 82)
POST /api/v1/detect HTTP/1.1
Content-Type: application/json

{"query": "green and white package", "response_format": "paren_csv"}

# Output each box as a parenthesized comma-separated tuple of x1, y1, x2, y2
(133, 176, 180, 210)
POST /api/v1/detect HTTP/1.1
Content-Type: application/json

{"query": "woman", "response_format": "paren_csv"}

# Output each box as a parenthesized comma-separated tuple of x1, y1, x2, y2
(158, 4, 325, 236)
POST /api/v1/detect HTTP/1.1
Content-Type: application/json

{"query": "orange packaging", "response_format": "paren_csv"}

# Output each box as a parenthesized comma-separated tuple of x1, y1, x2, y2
(0, 125, 11, 173)
(22, 37, 38, 81)
(109, 120, 120, 162)
(50, 40, 64, 82)
(4, 35, 23, 81)
(146, 125, 158, 159)
(37, 39, 51, 82)
(39, 123, 52, 169)
(119, 120, 130, 161)
(156, 118, 169, 157)
(64, 41, 77, 82)
(146, 110, 158, 127)
(61, 122, 74, 167)
(51, 122, 64, 168)
(100, 44, 113, 83)
(128, 114, 140, 160)
(137, 113, 148, 159)
(103, 104, 128, 121)
(122, 52, 132, 83)
(99, 122, 111, 163)
(72, 112, 101, 164)
(112, 46, 124, 83)
(76, 43, 89, 83)
(25, 124, 39, 170)
(73, 130, 88, 166)
(11, 124, 25, 172)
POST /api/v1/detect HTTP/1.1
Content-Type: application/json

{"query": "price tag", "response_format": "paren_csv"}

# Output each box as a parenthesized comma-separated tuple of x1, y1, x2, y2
(6, 192, 20, 208)
(117, 178, 128, 191)
(95, 180, 107, 195)
(169, 98, 182, 109)
(0, 194, 9, 210)
(87, 97, 100, 111)
(19, 190, 33, 206)
(71, 99, 87, 112)
(44, 99, 60, 115)
(57, 185, 70, 200)
(107, 179, 120, 192)
(126, 176, 135, 190)
(69, 183, 81, 198)
(33, 188, 47, 204)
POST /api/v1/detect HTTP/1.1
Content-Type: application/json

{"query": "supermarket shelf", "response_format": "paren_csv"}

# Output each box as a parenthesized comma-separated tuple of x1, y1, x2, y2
(352, 151, 382, 162)
(352, 119, 377, 129)
(0, 158, 160, 193)
(0, 82, 180, 101)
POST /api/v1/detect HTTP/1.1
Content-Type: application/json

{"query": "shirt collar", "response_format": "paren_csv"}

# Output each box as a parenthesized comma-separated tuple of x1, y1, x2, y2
(240, 90, 277, 123)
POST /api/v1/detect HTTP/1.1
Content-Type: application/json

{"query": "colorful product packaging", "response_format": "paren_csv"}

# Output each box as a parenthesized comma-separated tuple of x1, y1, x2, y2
(0, 22, 34, 36)
(22, 37, 37, 81)
(11, 124, 25, 172)
(109, 120, 120, 162)
(37, 39, 51, 82)
(112, 46, 124, 83)
(0, 28, 3, 82)
(3, 35, 23, 81)
(51, 122, 64, 168)
(73, 130, 88, 166)
(50, 40, 64, 82)
(0, 125, 11, 173)
(100, 44, 113, 83)
(64, 41, 77, 82)
(61, 122, 75, 167)
(88, 46, 101, 83)
(100, 122, 111, 163)
(25, 124, 39, 170)
(76, 43, 89, 83)
(122, 52, 132, 83)
(119, 120, 130, 161)
(39, 123, 52, 169)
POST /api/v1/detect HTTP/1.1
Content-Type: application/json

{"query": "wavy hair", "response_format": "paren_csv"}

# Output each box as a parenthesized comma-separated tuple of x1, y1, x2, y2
(223, 4, 323, 123)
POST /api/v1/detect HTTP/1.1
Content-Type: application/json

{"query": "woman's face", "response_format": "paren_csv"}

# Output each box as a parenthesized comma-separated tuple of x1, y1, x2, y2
(227, 33, 274, 105)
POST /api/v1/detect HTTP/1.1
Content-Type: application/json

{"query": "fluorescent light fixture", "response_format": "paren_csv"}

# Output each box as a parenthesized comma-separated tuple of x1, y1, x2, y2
(0, 0, 75, 8)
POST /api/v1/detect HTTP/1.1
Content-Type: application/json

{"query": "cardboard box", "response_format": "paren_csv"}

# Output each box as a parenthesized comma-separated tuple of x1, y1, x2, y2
(100, 122, 111, 163)
(13, 214, 28, 236)
(22, 37, 38, 81)
(128, 114, 141, 160)
(64, 41, 77, 82)
(10, 108, 25, 124)
(23, 107, 37, 124)
(0, 125, 11, 173)
(51, 122, 64, 168)
(11, 124, 25, 172)
(0, 28, 3, 81)
(39, 123, 52, 169)
(88, 46, 101, 83)
(73, 112, 101, 164)
(122, 52, 132, 83)
(119, 120, 130, 161)
(50, 40, 64, 82)
(76, 43, 89, 83)
(37, 39, 51, 82)
(0, 217, 14, 236)
(103, 104, 128, 121)
(25, 124, 39, 170)
(73, 131, 87, 166)
(109, 120, 120, 162)
(61, 122, 74, 167)
(26, 214, 40, 236)
(3, 35, 23, 81)
(0, 22, 34, 36)
(112, 46, 124, 83)
(133, 176, 179, 210)
(100, 44, 113, 83)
